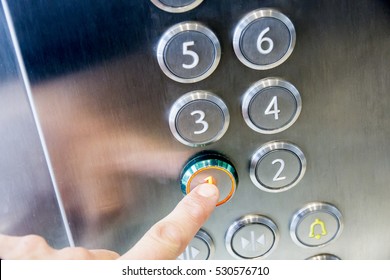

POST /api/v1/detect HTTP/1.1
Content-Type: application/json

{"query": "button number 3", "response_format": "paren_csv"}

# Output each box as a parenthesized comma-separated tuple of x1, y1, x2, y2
(182, 41, 199, 69)
(191, 110, 209, 134)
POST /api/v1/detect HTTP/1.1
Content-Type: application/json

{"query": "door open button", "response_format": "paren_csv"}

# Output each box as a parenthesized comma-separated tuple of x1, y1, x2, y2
(180, 152, 238, 206)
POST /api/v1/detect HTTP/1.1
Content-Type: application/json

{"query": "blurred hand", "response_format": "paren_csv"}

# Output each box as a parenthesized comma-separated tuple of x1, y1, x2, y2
(0, 183, 219, 260)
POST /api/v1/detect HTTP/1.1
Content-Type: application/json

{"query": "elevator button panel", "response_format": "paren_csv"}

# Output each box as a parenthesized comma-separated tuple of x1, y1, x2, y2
(250, 141, 306, 193)
(233, 9, 296, 70)
(157, 22, 221, 83)
(178, 229, 214, 260)
(242, 78, 302, 134)
(169, 91, 229, 147)
(290, 202, 343, 248)
(151, 0, 204, 13)
(225, 214, 279, 259)
(180, 152, 238, 206)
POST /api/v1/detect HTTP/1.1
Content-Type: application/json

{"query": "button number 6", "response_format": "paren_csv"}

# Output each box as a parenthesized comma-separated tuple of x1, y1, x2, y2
(257, 27, 274, 55)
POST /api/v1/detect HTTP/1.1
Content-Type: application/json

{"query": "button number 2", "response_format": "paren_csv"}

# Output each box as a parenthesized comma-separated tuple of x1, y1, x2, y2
(191, 110, 209, 134)
(272, 159, 286, 181)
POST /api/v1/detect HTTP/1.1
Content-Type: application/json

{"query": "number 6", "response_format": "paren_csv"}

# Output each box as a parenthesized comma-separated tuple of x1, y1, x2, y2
(257, 27, 274, 54)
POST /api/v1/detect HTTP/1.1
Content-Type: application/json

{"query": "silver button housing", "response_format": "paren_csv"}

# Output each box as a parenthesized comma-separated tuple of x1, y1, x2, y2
(290, 202, 343, 248)
(169, 91, 229, 146)
(150, 0, 204, 13)
(157, 22, 221, 83)
(306, 254, 341, 260)
(250, 141, 306, 193)
(225, 214, 279, 259)
(242, 78, 302, 134)
(177, 229, 214, 260)
(233, 9, 296, 70)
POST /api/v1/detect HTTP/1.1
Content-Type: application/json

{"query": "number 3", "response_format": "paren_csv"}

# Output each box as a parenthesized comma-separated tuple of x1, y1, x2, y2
(191, 110, 209, 134)
(182, 41, 199, 69)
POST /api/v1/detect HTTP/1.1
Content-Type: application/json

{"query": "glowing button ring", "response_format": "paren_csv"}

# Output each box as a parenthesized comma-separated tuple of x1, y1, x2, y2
(180, 153, 238, 206)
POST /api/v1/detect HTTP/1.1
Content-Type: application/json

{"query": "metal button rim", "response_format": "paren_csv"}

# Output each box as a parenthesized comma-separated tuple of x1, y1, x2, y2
(157, 21, 221, 83)
(169, 91, 230, 146)
(306, 254, 341, 260)
(242, 77, 302, 134)
(233, 8, 296, 70)
(184, 163, 237, 206)
(249, 141, 306, 193)
(290, 202, 344, 248)
(150, 0, 204, 13)
(195, 229, 215, 260)
(225, 214, 279, 259)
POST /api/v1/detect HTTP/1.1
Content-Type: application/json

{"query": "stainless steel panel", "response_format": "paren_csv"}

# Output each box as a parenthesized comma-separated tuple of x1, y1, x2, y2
(0, 2, 69, 248)
(3, 0, 390, 258)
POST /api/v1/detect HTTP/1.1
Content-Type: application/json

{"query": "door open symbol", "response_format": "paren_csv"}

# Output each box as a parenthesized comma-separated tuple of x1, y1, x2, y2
(309, 218, 327, 240)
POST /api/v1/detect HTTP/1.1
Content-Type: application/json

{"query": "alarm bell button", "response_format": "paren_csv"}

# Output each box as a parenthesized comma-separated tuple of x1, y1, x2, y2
(180, 153, 238, 206)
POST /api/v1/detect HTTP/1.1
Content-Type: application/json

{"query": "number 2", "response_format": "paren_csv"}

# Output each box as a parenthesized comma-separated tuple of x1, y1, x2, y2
(191, 110, 209, 134)
(272, 159, 286, 181)
(264, 96, 280, 120)
(182, 41, 199, 69)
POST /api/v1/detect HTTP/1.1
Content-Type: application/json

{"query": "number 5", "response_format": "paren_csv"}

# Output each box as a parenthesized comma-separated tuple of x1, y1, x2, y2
(182, 41, 199, 69)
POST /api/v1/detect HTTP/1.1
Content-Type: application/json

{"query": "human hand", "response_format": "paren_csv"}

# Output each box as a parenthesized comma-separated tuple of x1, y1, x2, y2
(0, 183, 219, 260)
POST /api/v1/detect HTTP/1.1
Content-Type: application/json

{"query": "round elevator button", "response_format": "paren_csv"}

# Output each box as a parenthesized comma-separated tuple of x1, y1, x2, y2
(169, 91, 229, 147)
(250, 141, 306, 192)
(233, 9, 296, 70)
(290, 202, 343, 248)
(225, 214, 279, 259)
(306, 254, 341, 260)
(180, 152, 238, 206)
(177, 229, 214, 260)
(151, 0, 204, 13)
(242, 78, 302, 134)
(157, 22, 221, 83)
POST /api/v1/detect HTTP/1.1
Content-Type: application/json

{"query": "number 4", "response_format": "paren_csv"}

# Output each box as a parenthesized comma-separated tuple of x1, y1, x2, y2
(264, 96, 280, 120)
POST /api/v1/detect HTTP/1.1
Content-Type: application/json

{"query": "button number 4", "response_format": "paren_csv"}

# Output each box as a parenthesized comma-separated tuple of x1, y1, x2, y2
(264, 96, 280, 120)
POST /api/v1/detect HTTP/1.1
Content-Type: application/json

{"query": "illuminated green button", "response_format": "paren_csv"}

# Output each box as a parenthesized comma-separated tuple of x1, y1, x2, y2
(180, 152, 238, 206)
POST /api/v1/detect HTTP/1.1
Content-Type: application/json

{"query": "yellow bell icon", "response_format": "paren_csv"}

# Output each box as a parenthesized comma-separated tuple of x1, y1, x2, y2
(309, 218, 327, 240)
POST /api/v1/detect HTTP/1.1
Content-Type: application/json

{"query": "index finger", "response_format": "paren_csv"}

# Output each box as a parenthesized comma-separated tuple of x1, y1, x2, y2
(120, 183, 219, 260)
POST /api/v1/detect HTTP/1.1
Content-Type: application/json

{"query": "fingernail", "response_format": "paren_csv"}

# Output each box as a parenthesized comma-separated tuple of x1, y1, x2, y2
(195, 183, 218, 198)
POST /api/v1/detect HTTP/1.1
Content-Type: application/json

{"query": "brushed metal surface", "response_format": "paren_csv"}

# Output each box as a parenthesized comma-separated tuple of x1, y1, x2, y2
(3, 0, 390, 258)
(0, 2, 69, 248)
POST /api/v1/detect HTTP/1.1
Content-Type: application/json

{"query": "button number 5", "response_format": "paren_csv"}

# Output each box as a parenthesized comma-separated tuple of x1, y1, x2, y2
(182, 41, 199, 69)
